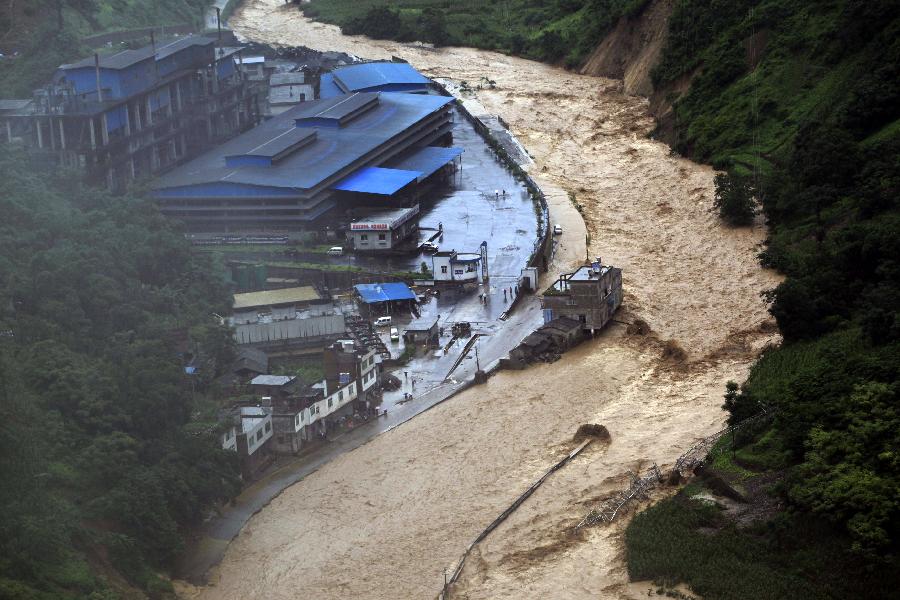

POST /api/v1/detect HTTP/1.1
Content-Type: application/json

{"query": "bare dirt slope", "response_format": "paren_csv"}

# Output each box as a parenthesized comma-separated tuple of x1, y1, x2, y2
(176, 2, 782, 598)
(579, 0, 674, 96)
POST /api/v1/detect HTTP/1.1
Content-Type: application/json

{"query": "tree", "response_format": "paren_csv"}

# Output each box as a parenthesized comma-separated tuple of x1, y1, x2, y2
(713, 171, 756, 226)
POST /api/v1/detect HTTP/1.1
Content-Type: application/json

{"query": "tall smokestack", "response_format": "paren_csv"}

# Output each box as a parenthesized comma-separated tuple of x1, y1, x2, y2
(216, 7, 222, 42)
(94, 54, 103, 103)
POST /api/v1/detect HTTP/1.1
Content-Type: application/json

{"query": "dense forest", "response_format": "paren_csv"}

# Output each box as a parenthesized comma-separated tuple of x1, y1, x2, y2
(0, 148, 241, 599)
(302, 0, 900, 596)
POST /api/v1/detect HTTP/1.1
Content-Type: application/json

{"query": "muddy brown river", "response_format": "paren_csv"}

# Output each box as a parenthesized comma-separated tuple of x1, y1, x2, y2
(175, 2, 782, 598)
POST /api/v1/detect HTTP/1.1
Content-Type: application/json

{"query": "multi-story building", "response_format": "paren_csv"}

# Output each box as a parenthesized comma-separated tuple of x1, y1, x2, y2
(151, 91, 461, 232)
(541, 260, 623, 332)
(1, 36, 258, 189)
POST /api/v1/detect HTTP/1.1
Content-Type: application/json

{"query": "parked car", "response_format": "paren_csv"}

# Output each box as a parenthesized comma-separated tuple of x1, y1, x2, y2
(390, 327, 400, 341)
(553, 224, 563, 235)
(421, 241, 439, 253)
(327, 246, 344, 256)
(374, 316, 392, 327)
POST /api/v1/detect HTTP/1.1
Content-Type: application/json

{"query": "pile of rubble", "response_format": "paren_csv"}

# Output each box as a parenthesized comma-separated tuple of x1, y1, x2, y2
(503, 317, 585, 368)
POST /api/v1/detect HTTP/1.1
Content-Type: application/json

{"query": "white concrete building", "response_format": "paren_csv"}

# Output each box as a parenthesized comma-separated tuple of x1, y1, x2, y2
(432, 250, 482, 282)
(348, 206, 419, 251)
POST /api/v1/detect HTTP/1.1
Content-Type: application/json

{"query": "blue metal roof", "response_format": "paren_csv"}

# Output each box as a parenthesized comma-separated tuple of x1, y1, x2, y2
(318, 72, 345, 99)
(387, 146, 463, 182)
(333, 62, 430, 93)
(332, 166, 419, 195)
(152, 92, 454, 197)
(355, 282, 416, 303)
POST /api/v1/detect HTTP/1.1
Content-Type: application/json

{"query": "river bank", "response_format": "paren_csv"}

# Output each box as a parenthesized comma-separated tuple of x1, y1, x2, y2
(175, 2, 781, 598)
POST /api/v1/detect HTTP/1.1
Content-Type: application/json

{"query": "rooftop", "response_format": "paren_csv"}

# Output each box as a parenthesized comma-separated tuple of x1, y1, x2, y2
(60, 36, 215, 71)
(233, 286, 320, 310)
(354, 282, 416, 304)
(350, 206, 419, 229)
(250, 375, 295, 387)
(239, 406, 270, 433)
(152, 92, 454, 197)
(270, 72, 306, 86)
(332, 62, 431, 93)
(405, 316, 439, 332)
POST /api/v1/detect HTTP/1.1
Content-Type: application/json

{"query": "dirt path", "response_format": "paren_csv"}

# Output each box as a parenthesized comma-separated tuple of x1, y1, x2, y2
(175, 3, 782, 598)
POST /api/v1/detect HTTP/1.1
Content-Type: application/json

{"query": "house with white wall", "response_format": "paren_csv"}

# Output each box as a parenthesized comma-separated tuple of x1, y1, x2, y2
(432, 250, 482, 283)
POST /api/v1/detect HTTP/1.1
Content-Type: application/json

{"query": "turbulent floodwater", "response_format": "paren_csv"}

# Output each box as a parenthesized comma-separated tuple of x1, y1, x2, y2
(176, 2, 783, 598)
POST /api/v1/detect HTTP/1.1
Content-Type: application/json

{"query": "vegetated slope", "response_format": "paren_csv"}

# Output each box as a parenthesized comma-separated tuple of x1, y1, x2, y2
(301, 0, 652, 67)
(616, 1, 900, 596)
(0, 148, 241, 599)
(0, 0, 210, 96)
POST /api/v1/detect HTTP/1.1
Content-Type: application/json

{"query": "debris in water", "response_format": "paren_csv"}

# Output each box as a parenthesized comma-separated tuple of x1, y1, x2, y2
(573, 423, 611, 443)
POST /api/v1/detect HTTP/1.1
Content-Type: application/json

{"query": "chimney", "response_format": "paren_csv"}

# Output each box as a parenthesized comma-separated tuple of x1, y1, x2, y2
(94, 54, 103, 102)
(216, 7, 222, 42)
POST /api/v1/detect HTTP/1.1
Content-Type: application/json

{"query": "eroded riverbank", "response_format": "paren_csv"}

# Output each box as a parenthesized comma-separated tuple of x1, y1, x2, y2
(176, 2, 782, 598)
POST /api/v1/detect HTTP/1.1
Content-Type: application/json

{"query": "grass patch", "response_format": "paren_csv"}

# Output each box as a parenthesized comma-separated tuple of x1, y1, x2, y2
(626, 487, 897, 600)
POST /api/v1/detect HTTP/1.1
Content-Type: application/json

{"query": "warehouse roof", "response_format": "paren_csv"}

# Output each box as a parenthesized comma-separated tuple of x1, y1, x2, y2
(333, 166, 419, 195)
(60, 36, 215, 70)
(318, 72, 344, 99)
(233, 286, 320, 310)
(153, 92, 454, 197)
(386, 146, 462, 181)
(332, 62, 430, 93)
(354, 282, 416, 304)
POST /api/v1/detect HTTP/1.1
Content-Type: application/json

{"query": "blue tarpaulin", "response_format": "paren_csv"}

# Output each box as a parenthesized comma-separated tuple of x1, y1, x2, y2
(355, 282, 416, 304)
(387, 146, 463, 181)
(332, 166, 420, 195)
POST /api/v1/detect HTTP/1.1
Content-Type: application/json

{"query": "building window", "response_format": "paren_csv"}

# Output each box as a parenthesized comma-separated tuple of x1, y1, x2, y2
(295, 415, 300, 425)
(350, 383, 355, 394)
(339, 390, 344, 401)
(309, 408, 315, 419)
(360, 234, 368, 241)
(328, 398, 333, 408)
(265, 422, 271, 433)
(378, 233, 386, 241)
(256, 430, 263, 441)
(441, 266, 448, 274)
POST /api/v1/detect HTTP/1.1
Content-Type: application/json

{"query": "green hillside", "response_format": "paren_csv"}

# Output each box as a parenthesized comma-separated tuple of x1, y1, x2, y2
(303, 0, 650, 66)
(0, 149, 241, 598)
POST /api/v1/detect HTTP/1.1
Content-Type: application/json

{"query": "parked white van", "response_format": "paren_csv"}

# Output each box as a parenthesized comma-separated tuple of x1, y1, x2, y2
(374, 316, 392, 327)
(327, 246, 344, 256)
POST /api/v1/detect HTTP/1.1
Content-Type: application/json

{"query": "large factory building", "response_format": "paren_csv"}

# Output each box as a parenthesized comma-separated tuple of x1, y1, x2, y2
(151, 90, 462, 232)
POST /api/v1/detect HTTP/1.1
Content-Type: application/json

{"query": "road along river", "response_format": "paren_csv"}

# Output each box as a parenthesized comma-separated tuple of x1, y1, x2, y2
(175, 2, 783, 598)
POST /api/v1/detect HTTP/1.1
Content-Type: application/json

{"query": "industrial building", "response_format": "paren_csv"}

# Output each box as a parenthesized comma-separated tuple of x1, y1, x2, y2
(541, 260, 623, 332)
(151, 90, 461, 232)
(0, 36, 258, 189)
(319, 61, 431, 99)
